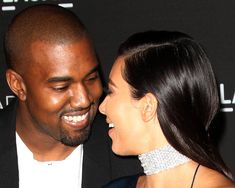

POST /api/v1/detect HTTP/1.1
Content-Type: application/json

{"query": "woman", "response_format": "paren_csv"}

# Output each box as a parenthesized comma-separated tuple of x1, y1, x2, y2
(99, 31, 235, 188)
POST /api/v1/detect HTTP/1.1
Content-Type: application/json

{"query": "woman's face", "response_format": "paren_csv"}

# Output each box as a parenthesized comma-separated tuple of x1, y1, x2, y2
(99, 57, 152, 155)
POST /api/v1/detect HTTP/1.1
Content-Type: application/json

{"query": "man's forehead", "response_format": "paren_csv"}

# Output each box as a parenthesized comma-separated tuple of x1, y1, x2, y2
(21, 37, 96, 73)
(29, 38, 95, 62)
(30, 39, 82, 51)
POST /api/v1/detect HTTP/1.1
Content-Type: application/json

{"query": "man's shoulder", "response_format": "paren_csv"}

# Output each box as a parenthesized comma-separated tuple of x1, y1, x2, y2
(0, 99, 17, 118)
(102, 175, 139, 188)
(0, 99, 17, 141)
(83, 112, 109, 149)
(92, 112, 107, 125)
(0, 100, 18, 186)
(0, 99, 16, 124)
(91, 112, 108, 133)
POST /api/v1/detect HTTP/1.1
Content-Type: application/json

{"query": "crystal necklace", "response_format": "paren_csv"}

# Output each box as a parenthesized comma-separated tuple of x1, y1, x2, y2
(138, 144, 190, 175)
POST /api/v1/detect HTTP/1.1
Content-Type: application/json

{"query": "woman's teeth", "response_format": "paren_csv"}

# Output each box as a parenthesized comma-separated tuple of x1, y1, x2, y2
(109, 123, 115, 128)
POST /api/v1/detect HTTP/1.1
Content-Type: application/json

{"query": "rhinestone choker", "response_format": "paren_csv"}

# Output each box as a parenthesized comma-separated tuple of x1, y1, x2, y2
(138, 144, 190, 175)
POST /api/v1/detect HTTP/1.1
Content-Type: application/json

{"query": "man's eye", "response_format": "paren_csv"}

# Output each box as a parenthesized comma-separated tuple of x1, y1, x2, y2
(52, 86, 69, 91)
(86, 73, 99, 81)
(88, 75, 98, 80)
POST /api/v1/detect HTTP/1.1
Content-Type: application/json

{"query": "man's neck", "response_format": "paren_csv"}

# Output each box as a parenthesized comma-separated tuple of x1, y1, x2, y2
(16, 128, 76, 161)
(16, 107, 76, 161)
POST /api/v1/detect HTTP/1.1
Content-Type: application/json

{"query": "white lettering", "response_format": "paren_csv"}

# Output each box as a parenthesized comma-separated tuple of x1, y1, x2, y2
(59, 3, 73, 8)
(232, 92, 235, 104)
(220, 84, 231, 104)
(3, 0, 15, 2)
(2, 0, 73, 12)
(221, 108, 233, 112)
(0, 102, 3, 109)
(3, 0, 59, 3)
(0, 96, 15, 109)
(2, 6, 16, 11)
(6, 95, 15, 105)
(219, 83, 234, 112)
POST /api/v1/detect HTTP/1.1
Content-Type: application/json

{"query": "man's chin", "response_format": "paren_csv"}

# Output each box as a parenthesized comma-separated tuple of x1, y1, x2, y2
(60, 127, 91, 147)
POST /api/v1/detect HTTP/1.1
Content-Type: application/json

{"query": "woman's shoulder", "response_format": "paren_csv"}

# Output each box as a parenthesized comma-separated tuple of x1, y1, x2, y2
(102, 174, 139, 188)
(195, 166, 235, 188)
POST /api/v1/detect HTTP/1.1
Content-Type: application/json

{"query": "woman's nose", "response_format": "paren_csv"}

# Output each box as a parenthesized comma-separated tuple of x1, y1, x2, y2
(99, 97, 107, 115)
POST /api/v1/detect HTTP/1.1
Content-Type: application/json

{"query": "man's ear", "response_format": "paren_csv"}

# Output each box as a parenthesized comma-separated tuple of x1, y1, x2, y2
(6, 69, 26, 101)
(141, 93, 157, 122)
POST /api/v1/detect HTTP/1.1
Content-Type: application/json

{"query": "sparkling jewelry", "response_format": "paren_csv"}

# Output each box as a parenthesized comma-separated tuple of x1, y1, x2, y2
(138, 144, 190, 175)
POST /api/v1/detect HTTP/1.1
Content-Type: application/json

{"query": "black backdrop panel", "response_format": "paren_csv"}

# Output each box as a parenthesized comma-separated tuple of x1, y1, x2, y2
(1, 0, 235, 174)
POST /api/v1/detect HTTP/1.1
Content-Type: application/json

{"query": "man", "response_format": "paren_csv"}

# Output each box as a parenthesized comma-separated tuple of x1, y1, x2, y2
(0, 4, 142, 188)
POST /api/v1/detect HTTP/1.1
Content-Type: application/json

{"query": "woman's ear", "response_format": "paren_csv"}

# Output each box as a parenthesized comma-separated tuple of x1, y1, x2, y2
(141, 93, 157, 122)
(6, 69, 27, 101)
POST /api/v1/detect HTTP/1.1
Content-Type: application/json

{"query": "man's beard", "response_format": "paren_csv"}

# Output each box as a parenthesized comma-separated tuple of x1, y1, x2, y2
(60, 125, 91, 147)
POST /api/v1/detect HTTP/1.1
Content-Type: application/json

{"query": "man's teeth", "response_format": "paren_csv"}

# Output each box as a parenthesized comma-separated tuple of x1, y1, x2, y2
(63, 113, 88, 123)
(109, 123, 115, 128)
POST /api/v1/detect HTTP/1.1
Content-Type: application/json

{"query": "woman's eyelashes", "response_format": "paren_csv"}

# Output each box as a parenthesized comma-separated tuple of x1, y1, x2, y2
(104, 86, 113, 95)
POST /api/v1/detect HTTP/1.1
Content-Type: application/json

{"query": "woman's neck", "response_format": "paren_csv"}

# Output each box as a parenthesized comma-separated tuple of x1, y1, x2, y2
(138, 144, 190, 175)
(137, 161, 199, 188)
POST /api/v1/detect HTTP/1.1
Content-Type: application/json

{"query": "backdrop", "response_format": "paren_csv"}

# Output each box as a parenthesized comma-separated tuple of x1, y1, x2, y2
(1, 0, 235, 174)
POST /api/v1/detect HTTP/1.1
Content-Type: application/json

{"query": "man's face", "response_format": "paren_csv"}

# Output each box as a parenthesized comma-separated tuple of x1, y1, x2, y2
(20, 38, 103, 146)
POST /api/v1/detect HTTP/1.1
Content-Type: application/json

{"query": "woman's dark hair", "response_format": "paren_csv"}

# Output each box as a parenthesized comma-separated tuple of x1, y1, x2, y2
(117, 30, 233, 180)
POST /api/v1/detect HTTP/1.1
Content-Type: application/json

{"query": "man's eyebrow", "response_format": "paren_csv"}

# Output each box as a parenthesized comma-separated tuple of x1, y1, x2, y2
(47, 76, 72, 83)
(47, 65, 100, 83)
(85, 65, 99, 77)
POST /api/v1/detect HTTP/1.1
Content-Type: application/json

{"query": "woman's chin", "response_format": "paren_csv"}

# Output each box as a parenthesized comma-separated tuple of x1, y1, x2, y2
(112, 146, 138, 156)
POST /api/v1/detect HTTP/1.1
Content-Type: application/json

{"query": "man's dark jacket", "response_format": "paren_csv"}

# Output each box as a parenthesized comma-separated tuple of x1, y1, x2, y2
(0, 100, 142, 188)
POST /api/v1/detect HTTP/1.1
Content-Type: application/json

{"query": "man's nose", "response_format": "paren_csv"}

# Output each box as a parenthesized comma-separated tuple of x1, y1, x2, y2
(70, 83, 91, 109)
